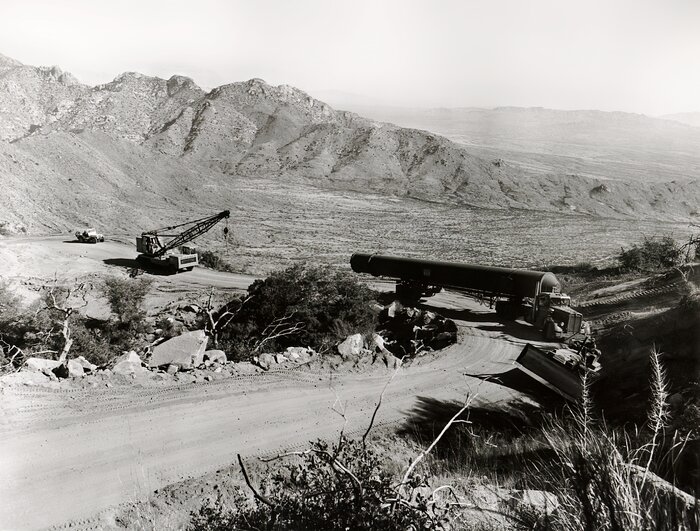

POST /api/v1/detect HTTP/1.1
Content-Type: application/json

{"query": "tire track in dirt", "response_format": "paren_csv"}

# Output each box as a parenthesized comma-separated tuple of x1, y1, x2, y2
(1, 332, 520, 530)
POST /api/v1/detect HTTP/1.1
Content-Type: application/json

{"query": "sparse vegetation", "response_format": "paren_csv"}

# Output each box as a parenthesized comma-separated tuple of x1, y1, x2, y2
(217, 264, 377, 360)
(618, 236, 684, 271)
(101, 276, 152, 351)
(199, 250, 236, 273)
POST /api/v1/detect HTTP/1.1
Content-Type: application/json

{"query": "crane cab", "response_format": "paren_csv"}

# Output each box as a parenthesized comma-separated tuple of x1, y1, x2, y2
(136, 235, 198, 273)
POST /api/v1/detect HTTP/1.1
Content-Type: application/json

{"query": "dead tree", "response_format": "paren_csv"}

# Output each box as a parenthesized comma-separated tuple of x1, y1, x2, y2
(201, 289, 253, 348)
(38, 281, 90, 362)
(251, 312, 305, 353)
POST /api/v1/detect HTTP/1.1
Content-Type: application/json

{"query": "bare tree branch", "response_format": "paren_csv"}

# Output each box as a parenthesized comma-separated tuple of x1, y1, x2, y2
(396, 395, 474, 503)
(237, 454, 275, 508)
(362, 358, 403, 448)
(251, 312, 305, 353)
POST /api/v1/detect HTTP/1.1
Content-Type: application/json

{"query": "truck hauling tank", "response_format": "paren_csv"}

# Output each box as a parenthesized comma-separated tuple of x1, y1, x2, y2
(75, 228, 104, 243)
(350, 253, 584, 340)
(136, 210, 230, 273)
(516, 340, 601, 401)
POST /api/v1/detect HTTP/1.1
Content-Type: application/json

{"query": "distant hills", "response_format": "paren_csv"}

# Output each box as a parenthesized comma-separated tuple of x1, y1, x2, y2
(1, 53, 699, 234)
(660, 112, 700, 128)
(314, 102, 700, 185)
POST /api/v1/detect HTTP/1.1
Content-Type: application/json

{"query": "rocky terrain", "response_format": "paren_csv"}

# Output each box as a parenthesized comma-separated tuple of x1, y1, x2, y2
(1, 53, 699, 238)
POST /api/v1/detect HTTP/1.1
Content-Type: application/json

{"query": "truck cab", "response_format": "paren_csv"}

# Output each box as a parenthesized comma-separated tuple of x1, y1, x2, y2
(535, 291, 582, 339)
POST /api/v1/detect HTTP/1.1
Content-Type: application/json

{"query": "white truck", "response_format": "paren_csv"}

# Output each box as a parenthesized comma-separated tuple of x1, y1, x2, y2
(75, 228, 105, 243)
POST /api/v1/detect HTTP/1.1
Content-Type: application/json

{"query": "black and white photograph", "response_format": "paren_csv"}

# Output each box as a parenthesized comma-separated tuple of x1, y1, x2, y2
(0, 1, 698, 529)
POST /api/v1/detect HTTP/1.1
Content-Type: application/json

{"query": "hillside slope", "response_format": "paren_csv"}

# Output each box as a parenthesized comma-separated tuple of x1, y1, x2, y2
(322, 103, 700, 185)
(1, 54, 699, 232)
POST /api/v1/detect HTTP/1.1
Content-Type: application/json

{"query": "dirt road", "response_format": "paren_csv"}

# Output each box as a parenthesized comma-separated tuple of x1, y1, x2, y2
(0, 236, 550, 530)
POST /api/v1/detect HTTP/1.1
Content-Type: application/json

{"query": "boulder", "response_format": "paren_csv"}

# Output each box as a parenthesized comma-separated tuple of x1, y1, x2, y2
(204, 350, 227, 364)
(115, 351, 142, 364)
(337, 333, 363, 359)
(166, 364, 179, 375)
(67, 359, 85, 378)
(73, 356, 97, 373)
(255, 353, 276, 370)
(285, 346, 314, 363)
(387, 300, 403, 318)
(112, 351, 146, 376)
(112, 361, 146, 376)
(24, 358, 62, 374)
(371, 333, 387, 351)
(275, 353, 288, 364)
(1, 371, 50, 386)
(148, 330, 208, 369)
(369, 302, 385, 314)
(382, 350, 402, 369)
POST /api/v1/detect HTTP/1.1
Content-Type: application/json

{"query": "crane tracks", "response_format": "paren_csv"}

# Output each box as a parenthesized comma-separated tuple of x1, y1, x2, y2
(575, 280, 684, 309)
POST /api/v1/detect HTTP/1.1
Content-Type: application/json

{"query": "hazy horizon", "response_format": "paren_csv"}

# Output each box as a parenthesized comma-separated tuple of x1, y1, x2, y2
(1, 0, 698, 116)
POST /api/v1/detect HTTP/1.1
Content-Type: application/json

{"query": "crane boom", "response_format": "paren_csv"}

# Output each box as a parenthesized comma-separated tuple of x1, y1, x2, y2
(145, 210, 230, 257)
(135, 210, 231, 273)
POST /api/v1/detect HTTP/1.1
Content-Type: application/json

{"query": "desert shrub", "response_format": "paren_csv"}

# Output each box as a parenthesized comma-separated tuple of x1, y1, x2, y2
(618, 236, 683, 271)
(189, 437, 450, 531)
(102, 277, 153, 348)
(522, 351, 699, 531)
(199, 250, 236, 273)
(218, 264, 377, 359)
(69, 318, 114, 366)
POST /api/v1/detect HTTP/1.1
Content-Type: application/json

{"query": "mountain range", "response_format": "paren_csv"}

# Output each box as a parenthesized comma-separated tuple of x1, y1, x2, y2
(1, 52, 699, 235)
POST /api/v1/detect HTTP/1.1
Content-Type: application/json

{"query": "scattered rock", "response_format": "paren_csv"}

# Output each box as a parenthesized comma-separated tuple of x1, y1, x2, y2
(112, 351, 147, 375)
(274, 353, 288, 364)
(285, 346, 314, 363)
(148, 330, 209, 369)
(337, 333, 364, 359)
(115, 351, 142, 364)
(24, 357, 61, 374)
(166, 364, 179, 375)
(387, 300, 403, 318)
(377, 302, 458, 357)
(67, 359, 85, 378)
(73, 356, 97, 373)
(204, 350, 227, 364)
(1, 371, 51, 386)
(255, 353, 276, 370)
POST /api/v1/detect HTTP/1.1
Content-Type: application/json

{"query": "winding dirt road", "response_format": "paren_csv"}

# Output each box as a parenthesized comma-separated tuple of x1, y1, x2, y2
(0, 236, 552, 530)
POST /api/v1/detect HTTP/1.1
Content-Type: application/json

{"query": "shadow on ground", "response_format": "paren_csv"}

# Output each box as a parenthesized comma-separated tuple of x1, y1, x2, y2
(464, 368, 567, 405)
(103, 257, 174, 276)
(398, 396, 557, 479)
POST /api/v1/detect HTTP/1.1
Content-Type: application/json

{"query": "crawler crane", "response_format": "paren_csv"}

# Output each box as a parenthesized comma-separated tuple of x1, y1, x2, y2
(136, 210, 230, 273)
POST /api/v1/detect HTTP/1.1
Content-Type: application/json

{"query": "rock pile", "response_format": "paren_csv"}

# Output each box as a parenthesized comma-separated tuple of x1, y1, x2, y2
(253, 346, 315, 370)
(375, 301, 458, 357)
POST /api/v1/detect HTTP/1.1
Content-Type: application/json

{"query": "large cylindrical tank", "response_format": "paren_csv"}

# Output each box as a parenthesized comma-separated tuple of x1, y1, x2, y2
(350, 253, 560, 298)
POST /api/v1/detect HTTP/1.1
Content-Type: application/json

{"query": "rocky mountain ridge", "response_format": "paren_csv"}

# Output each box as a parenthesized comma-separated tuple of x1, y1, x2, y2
(1, 53, 699, 234)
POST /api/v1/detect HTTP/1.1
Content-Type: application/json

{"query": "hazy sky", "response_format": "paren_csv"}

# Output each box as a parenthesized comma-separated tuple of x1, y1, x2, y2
(1, 0, 698, 115)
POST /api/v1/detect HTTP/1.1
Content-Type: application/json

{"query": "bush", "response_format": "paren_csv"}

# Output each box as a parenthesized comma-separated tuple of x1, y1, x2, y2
(218, 264, 377, 359)
(69, 318, 114, 366)
(618, 236, 683, 271)
(189, 437, 449, 531)
(102, 277, 152, 349)
(199, 250, 236, 273)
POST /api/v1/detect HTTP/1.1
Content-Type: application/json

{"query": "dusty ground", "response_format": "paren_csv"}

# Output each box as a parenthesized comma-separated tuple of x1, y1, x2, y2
(0, 236, 564, 530)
